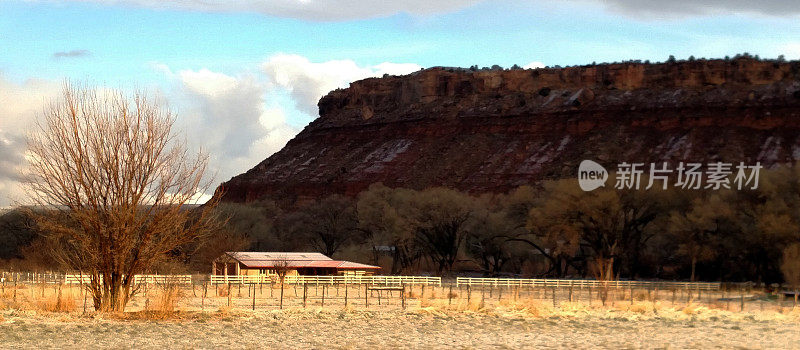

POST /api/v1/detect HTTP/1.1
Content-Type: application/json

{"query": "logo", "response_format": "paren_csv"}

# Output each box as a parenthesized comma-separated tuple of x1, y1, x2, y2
(578, 160, 608, 191)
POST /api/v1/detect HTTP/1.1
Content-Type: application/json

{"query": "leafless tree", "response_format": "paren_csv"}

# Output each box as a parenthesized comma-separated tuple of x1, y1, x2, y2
(24, 83, 219, 312)
(273, 255, 291, 309)
(782, 243, 800, 291)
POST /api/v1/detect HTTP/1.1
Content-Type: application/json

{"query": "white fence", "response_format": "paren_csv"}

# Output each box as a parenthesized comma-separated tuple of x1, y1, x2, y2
(13, 273, 719, 290)
(455, 277, 721, 290)
(209, 274, 442, 286)
(64, 274, 192, 285)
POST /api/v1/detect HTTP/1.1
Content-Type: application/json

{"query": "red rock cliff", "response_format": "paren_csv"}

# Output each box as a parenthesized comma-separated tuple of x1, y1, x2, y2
(216, 58, 800, 205)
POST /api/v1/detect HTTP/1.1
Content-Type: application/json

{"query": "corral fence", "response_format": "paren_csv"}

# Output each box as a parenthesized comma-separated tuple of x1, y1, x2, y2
(2, 271, 797, 313)
(0, 272, 439, 286)
(0, 271, 64, 284)
(209, 275, 441, 286)
(455, 277, 721, 291)
(63, 274, 192, 285)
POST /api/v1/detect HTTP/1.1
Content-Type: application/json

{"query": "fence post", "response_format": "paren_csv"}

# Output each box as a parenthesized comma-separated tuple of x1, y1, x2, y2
(303, 283, 308, 308)
(449, 285, 453, 305)
(740, 288, 745, 312)
(202, 282, 207, 311)
(467, 285, 471, 304)
(569, 283, 573, 303)
(630, 286, 634, 305)
(401, 283, 406, 310)
(365, 284, 369, 307)
(252, 283, 256, 311)
(552, 286, 556, 307)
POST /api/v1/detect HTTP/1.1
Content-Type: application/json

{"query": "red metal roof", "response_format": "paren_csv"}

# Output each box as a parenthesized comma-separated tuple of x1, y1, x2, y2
(336, 261, 381, 269)
(306, 260, 345, 268)
(220, 252, 380, 270)
(305, 261, 381, 269)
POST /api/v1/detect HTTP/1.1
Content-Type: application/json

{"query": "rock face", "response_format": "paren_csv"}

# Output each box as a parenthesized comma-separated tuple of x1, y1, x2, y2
(217, 58, 800, 205)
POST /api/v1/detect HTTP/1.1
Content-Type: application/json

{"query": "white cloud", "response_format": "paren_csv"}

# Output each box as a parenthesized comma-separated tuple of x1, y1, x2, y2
(0, 75, 61, 206)
(47, 0, 800, 20)
(1, 54, 423, 205)
(262, 53, 422, 115)
(523, 61, 545, 69)
(585, 0, 800, 18)
(780, 43, 800, 59)
(52, 49, 90, 59)
(56, 0, 482, 21)
(174, 68, 298, 183)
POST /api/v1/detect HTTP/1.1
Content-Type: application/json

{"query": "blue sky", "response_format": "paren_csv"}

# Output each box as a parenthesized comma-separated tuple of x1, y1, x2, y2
(4, 1, 800, 83)
(2, 0, 800, 205)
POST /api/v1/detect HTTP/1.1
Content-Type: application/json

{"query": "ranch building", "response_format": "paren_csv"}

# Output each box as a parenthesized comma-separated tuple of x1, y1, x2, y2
(213, 252, 380, 277)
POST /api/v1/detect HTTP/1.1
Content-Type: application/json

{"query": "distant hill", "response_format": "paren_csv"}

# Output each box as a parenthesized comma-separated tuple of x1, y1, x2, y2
(216, 57, 800, 206)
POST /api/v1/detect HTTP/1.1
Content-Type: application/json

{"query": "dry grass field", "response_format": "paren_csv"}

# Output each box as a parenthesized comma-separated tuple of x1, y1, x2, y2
(1, 283, 799, 349)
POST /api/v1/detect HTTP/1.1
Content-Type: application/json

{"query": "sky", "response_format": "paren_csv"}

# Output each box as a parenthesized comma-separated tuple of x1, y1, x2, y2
(2, 0, 800, 206)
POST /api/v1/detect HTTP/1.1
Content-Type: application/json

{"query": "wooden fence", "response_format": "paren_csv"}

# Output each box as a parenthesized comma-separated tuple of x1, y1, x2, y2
(208, 274, 442, 286)
(64, 274, 192, 285)
(3, 272, 722, 290)
(455, 277, 721, 290)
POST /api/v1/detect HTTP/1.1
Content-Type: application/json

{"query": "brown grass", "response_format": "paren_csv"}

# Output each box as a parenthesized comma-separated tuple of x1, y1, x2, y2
(0, 285, 78, 313)
(145, 285, 184, 315)
(36, 289, 77, 313)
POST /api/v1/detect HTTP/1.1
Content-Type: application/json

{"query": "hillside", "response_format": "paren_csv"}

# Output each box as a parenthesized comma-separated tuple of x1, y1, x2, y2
(216, 58, 800, 205)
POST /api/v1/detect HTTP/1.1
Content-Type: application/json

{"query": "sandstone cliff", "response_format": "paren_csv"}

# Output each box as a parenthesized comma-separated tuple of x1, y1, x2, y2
(217, 58, 800, 205)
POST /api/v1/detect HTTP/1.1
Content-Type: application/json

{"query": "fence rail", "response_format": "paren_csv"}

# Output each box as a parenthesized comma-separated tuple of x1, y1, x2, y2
(455, 277, 721, 290)
(0, 272, 724, 290)
(208, 275, 442, 286)
(63, 274, 192, 285)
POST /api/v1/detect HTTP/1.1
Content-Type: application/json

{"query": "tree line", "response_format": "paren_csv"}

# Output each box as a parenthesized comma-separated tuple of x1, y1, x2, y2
(4, 168, 800, 286)
(203, 166, 800, 285)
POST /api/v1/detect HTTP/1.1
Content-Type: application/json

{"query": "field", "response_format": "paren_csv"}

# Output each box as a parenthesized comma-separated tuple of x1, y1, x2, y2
(1, 282, 799, 349)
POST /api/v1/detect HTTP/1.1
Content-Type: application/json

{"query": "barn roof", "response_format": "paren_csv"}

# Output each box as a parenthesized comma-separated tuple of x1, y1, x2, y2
(227, 252, 331, 262)
(220, 252, 380, 270)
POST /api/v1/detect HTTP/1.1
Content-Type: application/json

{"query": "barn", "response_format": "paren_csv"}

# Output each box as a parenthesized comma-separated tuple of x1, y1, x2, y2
(213, 252, 380, 277)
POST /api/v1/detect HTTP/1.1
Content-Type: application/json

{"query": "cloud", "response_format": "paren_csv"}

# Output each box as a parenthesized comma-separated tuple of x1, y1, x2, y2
(56, 0, 482, 21)
(262, 54, 422, 115)
(2, 54, 423, 204)
(585, 0, 800, 18)
(52, 49, 90, 59)
(780, 43, 800, 59)
(523, 61, 545, 69)
(0, 75, 61, 206)
(174, 68, 298, 183)
(45, 0, 800, 20)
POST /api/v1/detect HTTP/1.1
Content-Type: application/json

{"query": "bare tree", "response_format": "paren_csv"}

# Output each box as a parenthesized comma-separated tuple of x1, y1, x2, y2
(24, 83, 219, 312)
(273, 256, 291, 309)
(782, 243, 800, 291)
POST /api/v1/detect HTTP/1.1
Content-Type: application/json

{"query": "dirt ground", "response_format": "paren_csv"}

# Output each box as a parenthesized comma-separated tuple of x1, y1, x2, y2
(2, 284, 799, 349)
(2, 305, 799, 349)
